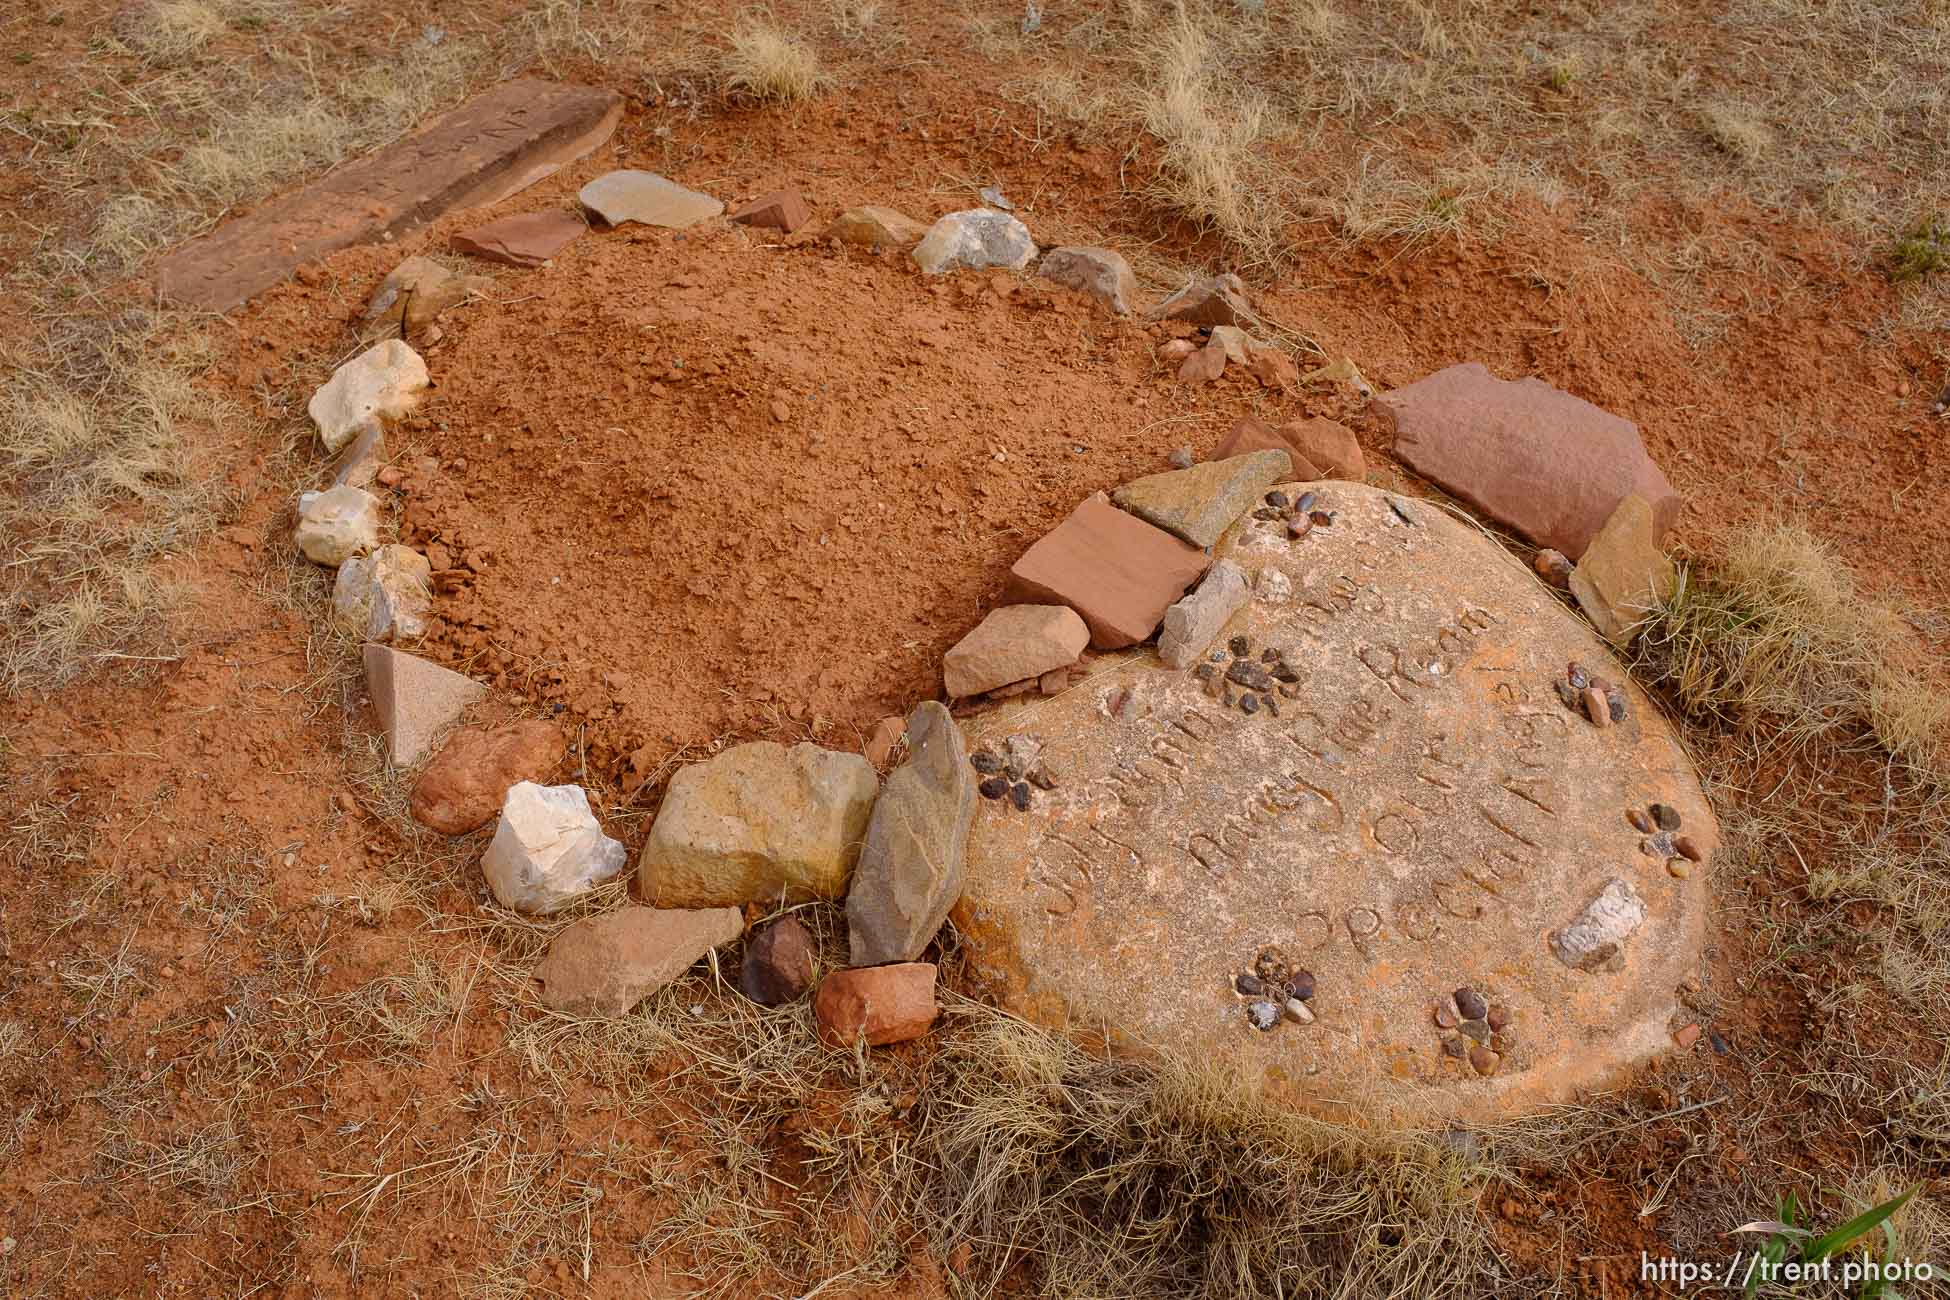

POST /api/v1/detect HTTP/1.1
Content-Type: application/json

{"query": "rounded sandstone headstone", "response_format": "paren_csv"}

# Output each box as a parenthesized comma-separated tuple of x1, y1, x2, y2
(951, 483, 1715, 1125)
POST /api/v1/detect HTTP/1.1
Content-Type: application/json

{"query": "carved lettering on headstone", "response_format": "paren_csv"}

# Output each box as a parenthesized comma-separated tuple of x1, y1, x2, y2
(952, 484, 1714, 1125)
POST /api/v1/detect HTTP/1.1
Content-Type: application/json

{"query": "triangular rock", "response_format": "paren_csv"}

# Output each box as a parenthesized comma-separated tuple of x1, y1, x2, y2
(1569, 494, 1677, 647)
(363, 644, 487, 767)
(1111, 449, 1292, 548)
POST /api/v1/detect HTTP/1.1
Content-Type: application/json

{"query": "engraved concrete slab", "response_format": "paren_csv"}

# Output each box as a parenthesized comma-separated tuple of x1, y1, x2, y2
(158, 80, 622, 311)
(951, 482, 1714, 1125)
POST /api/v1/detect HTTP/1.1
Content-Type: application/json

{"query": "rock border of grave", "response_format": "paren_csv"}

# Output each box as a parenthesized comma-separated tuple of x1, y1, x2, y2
(276, 141, 1694, 1102)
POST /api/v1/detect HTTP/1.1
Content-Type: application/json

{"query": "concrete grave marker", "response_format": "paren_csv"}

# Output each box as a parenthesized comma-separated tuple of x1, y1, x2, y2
(952, 483, 1713, 1125)
(158, 80, 622, 310)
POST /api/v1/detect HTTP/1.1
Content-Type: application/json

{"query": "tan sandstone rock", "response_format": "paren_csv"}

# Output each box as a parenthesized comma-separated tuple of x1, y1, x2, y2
(952, 482, 1714, 1125)
(826, 205, 930, 249)
(639, 742, 879, 907)
(295, 486, 381, 566)
(1569, 494, 1677, 647)
(364, 256, 489, 336)
(309, 339, 429, 454)
(943, 605, 1089, 698)
(332, 544, 431, 642)
(411, 719, 566, 834)
(537, 905, 744, 1016)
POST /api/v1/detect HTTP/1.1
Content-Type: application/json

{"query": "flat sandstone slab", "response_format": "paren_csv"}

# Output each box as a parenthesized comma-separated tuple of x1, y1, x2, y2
(158, 80, 622, 310)
(952, 483, 1714, 1125)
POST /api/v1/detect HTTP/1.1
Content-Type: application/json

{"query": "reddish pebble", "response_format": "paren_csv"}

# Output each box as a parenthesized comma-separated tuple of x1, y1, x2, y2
(1674, 835, 1702, 863)
(1673, 1022, 1702, 1050)
(1583, 687, 1611, 727)
(814, 963, 939, 1048)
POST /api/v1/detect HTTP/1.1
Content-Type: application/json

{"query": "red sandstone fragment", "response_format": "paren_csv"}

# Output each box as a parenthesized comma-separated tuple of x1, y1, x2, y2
(815, 963, 938, 1047)
(1005, 494, 1212, 650)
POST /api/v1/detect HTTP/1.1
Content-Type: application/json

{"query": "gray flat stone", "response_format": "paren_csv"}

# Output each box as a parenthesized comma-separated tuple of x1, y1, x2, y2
(579, 170, 724, 228)
(846, 703, 977, 966)
(1157, 560, 1251, 669)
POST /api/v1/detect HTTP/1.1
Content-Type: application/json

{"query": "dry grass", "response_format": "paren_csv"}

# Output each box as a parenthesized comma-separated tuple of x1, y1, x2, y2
(976, 0, 1948, 265)
(0, 317, 237, 691)
(1635, 521, 1950, 1039)
(921, 1012, 1493, 1297)
(1635, 524, 1945, 773)
(1133, 13, 1294, 264)
(719, 12, 827, 105)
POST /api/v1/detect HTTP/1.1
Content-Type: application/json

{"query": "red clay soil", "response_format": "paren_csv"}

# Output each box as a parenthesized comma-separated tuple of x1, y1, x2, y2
(3, 3, 1948, 1297)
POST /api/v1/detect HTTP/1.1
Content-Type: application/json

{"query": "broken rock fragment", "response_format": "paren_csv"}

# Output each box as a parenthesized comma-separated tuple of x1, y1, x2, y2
(411, 719, 566, 835)
(295, 486, 382, 566)
(814, 962, 939, 1047)
(729, 188, 812, 234)
(450, 208, 586, 266)
(1549, 878, 1647, 971)
(1157, 559, 1251, 669)
(482, 781, 629, 914)
(1112, 449, 1292, 549)
(363, 644, 487, 767)
(579, 169, 723, 228)
(1176, 339, 1226, 384)
(535, 905, 743, 1016)
(363, 256, 487, 337)
(740, 915, 818, 1006)
(1569, 493, 1678, 647)
(912, 208, 1037, 274)
(1006, 493, 1212, 650)
(1148, 272, 1256, 327)
(942, 604, 1088, 698)
(327, 422, 388, 491)
(1215, 417, 1322, 478)
(1378, 362, 1680, 558)
(638, 742, 879, 907)
(331, 544, 431, 642)
(826, 204, 930, 248)
(845, 703, 976, 966)
(1037, 245, 1137, 314)
(308, 339, 430, 454)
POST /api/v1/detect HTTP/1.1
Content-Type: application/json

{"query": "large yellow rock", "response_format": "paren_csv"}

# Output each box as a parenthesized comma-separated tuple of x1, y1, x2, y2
(638, 741, 879, 907)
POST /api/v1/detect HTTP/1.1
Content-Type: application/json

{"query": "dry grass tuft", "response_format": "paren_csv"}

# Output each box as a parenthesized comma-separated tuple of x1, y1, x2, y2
(720, 13, 826, 105)
(1634, 523, 1944, 774)
(1133, 13, 1293, 264)
(0, 317, 239, 691)
(919, 1012, 1491, 1296)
